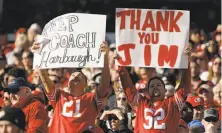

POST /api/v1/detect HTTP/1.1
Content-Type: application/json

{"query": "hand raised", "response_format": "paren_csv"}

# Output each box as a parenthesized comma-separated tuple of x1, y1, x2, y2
(100, 41, 109, 56)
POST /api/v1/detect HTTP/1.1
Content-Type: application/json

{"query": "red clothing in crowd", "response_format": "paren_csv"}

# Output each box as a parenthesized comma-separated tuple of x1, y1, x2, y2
(46, 88, 104, 133)
(132, 89, 185, 133)
(0, 90, 4, 108)
(119, 67, 188, 133)
(178, 119, 189, 133)
(12, 95, 48, 133)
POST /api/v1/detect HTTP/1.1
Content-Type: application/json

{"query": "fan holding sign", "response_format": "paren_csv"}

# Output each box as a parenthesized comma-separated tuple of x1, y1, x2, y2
(32, 13, 110, 133)
(115, 8, 191, 133)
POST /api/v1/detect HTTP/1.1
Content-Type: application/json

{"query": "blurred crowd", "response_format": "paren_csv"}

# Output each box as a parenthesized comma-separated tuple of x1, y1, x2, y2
(0, 16, 221, 133)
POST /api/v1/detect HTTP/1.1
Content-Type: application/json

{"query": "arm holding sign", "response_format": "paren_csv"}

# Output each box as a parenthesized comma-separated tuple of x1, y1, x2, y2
(31, 42, 57, 103)
(96, 42, 111, 98)
(113, 52, 142, 110)
(174, 46, 192, 110)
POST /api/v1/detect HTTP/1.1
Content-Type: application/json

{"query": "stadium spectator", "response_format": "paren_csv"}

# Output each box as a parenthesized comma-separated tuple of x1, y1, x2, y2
(208, 56, 221, 85)
(32, 41, 111, 133)
(179, 102, 193, 133)
(7, 77, 48, 133)
(202, 108, 220, 133)
(0, 107, 26, 133)
(115, 47, 191, 132)
(22, 51, 33, 82)
(197, 84, 215, 109)
(190, 59, 201, 91)
(188, 120, 205, 133)
(187, 95, 204, 121)
(99, 107, 133, 133)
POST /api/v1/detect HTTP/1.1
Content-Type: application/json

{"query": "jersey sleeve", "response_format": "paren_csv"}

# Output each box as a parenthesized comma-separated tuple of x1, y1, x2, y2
(174, 88, 186, 111)
(44, 86, 61, 106)
(26, 102, 48, 133)
(119, 67, 141, 110)
(94, 89, 105, 111)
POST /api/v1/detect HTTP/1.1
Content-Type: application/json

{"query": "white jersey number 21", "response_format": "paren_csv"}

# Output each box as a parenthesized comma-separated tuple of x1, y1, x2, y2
(62, 99, 81, 117)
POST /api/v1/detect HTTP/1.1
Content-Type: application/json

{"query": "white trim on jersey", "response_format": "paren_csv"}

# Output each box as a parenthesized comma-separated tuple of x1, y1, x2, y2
(46, 88, 57, 101)
(174, 91, 184, 111)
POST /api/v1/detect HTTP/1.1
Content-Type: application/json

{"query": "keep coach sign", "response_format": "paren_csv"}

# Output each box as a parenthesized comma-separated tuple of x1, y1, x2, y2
(33, 13, 106, 69)
(115, 8, 190, 68)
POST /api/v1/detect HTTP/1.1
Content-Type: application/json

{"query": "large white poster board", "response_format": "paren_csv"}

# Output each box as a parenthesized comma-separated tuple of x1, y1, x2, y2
(33, 13, 106, 69)
(116, 8, 190, 68)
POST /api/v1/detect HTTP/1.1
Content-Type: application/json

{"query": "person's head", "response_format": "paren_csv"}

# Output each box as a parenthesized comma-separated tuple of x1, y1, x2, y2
(48, 68, 63, 78)
(116, 91, 128, 110)
(82, 130, 93, 133)
(27, 23, 41, 43)
(212, 57, 221, 75)
(207, 40, 218, 54)
(215, 31, 221, 44)
(148, 77, 166, 101)
(0, 107, 25, 133)
(213, 80, 222, 106)
(13, 52, 23, 67)
(108, 107, 127, 131)
(68, 69, 87, 96)
(188, 120, 205, 133)
(139, 68, 153, 81)
(2, 65, 15, 88)
(92, 73, 101, 86)
(202, 108, 220, 132)
(108, 114, 120, 131)
(7, 77, 32, 105)
(139, 68, 149, 81)
(49, 75, 60, 85)
(0, 31, 7, 46)
(190, 60, 200, 79)
(165, 85, 175, 98)
(22, 51, 33, 68)
(87, 80, 97, 91)
(14, 32, 29, 49)
(198, 84, 214, 103)
(196, 55, 209, 72)
(190, 28, 200, 44)
(31, 70, 41, 86)
(181, 102, 193, 123)
(7, 68, 27, 86)
(3, 90, 11, 107)
(187, 96, 204, 120)
(162, 73, 176, 87)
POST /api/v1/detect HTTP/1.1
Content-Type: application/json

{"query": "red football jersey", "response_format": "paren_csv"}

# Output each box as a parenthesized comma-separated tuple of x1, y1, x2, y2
(133, 89, 184, 133)
(118, 67, 186, 133)
(46, 88, 104, 133)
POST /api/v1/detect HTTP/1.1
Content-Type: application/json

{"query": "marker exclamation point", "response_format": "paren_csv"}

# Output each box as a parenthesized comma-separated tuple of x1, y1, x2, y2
(96, 50, 101, 63)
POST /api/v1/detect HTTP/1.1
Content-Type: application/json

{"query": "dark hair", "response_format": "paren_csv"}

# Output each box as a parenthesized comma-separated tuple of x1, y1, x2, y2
(26, 51, 34, 59)
(82, 130, 93, 133)
(0, 65, 15, 83)
(185, 101, 193, 111)
(109, 107, 128, 123)
(190, 27, 200, 35)
(165, 73, 176, 87)
(7, 67, 27, 81)
(46, 105, 53, 111)
(72, 68, 87, 83)
(190, 58, 200, 67)
(148, 76, 165, 89)
(189, 126, 205, 133)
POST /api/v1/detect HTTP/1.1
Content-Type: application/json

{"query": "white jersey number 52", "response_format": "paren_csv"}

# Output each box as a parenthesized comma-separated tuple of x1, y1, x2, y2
(62, 99, 81, 117)
(143, 108, 166, 129)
